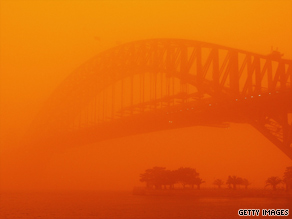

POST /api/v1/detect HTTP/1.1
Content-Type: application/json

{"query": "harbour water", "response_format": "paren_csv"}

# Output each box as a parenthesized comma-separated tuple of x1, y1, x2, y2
(0, 190, 291, 218)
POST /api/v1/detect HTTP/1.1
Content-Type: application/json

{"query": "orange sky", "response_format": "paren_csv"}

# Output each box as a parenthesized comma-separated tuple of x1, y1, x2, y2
(0, 0, 292, 191)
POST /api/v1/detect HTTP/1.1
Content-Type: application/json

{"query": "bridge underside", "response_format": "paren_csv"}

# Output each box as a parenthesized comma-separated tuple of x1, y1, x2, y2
(37, 90, 292, 159)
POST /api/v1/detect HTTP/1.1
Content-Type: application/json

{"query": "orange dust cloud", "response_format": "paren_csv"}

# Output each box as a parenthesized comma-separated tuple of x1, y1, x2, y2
(0, 0, 291, 191)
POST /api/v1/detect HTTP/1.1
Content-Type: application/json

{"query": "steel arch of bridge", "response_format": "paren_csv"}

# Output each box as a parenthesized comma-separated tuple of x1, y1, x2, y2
(32, 38, 292, 159)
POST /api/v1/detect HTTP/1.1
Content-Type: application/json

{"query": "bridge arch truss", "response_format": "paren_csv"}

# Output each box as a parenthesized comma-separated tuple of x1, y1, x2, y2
(33, 39, 292, 159)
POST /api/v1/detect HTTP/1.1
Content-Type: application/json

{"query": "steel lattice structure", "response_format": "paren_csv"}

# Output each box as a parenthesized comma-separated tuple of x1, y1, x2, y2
(30, 39, 292, 159)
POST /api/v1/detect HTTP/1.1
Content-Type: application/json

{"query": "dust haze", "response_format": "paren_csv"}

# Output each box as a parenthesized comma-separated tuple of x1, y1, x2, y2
(0, 0, 291, 191)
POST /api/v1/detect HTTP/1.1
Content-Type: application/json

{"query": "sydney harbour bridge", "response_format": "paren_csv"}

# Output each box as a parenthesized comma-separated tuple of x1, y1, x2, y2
(29, 39, 292, 159)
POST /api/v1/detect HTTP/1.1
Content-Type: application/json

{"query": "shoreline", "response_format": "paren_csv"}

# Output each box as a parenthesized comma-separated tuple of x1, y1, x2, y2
(133, 187, 292, 198)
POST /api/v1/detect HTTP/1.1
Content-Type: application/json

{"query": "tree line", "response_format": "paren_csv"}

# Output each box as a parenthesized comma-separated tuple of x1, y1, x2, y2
(214, 176, 250, 189)
(140, 167, 204, 189)
(140, 166, 292, 191)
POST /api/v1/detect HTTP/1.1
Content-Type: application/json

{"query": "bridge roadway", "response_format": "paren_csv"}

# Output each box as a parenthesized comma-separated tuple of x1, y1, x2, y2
(35, 90, 292, 159)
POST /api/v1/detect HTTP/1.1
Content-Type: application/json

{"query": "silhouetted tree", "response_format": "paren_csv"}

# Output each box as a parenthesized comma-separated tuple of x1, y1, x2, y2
(176, 167, 199, 189)
(193, 177, 205, 189)
(283, 166, 292, 191)
(226, 176, 243, 189)
(140, 167, 167, 189)
(140, 169, 154, 189)
(160, 169, 177, 189)
(242, 178, 250, 189)
(164, 170, 177, 189)
(265, 176, 282, 190)
(213, 179, 224, 189)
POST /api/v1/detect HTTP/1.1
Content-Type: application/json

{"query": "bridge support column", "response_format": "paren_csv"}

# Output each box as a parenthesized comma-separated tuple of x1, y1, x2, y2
(229, 50, 239, 96)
